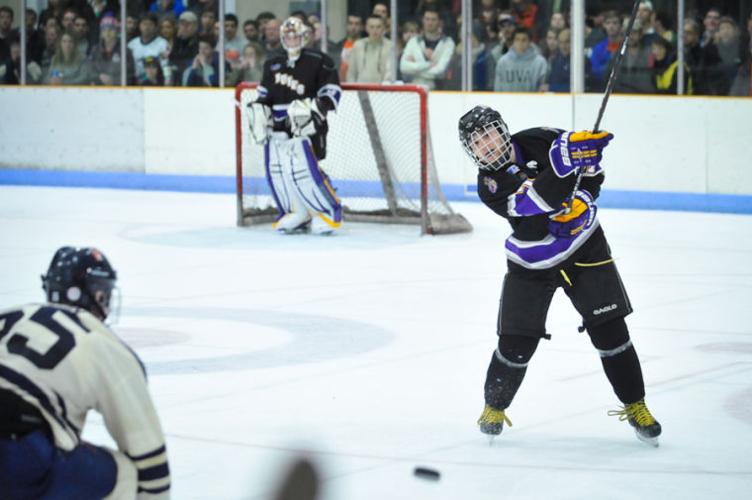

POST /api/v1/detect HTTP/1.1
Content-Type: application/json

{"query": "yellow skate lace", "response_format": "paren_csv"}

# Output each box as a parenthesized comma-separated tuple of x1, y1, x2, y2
(479, 406, 513, 427)
(608, 400, 656, 426)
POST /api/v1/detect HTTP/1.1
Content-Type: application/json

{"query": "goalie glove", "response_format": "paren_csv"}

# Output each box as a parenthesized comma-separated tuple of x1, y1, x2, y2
(549, 130, 614, 178)
(246, 102, 271, 144)
(548, 190, 597, 238)
(287, 98, 325, 137)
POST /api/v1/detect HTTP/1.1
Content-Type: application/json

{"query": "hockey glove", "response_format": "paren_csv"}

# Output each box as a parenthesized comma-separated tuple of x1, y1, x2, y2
(549, 130, 614, 178)
(288, 98, 324, 137)
(548, 190, 597, 238)
(246, 102, 271, 144)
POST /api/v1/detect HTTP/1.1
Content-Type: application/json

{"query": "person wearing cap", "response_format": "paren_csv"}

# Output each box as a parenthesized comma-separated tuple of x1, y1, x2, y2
(486, 12, 519, 89)
(89, 15, 135, 85)
(169, 9, 199, 80)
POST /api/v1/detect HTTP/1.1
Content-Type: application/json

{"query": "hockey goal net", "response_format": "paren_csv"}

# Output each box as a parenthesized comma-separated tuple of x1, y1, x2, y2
(235, 82, 472, 235)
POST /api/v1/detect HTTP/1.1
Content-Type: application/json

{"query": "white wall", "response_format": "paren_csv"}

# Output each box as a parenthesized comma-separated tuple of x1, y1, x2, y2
(1, 87, 751, 195)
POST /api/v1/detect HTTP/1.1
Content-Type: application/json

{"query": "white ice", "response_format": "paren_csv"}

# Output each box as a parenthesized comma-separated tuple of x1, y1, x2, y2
(2, 185, 751, 500)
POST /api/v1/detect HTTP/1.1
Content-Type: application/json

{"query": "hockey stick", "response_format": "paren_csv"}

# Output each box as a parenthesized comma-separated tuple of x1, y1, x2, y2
(567, 0, 641, 206)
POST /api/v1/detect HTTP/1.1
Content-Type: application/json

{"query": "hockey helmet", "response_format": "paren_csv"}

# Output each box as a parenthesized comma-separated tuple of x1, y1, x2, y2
(280, 17, 311, 59)
(459, 105, 513, 171)
(41, 246, 117, 320)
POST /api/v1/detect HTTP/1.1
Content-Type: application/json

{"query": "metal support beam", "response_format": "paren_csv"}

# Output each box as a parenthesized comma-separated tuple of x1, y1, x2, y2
(120, 0, 126, 86)
(461, 0, 472, 90)
(219, 0, 225, 87)
(571, 0, 585, 94)
(677, 0, 686, 95)
(20, 0, 27, 84)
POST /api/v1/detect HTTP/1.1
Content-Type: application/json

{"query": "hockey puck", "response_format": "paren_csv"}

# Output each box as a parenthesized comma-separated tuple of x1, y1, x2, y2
(413, 467, 441, 481)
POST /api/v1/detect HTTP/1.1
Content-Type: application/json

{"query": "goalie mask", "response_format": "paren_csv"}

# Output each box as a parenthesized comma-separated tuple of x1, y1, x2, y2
(41, 246, 118, 321)
(459, 106, 513, 171)
(280, 17, 311, 60)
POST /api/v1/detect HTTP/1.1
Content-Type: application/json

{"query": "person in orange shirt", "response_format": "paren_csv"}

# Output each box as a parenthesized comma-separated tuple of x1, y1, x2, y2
(338, 14, 364, 81)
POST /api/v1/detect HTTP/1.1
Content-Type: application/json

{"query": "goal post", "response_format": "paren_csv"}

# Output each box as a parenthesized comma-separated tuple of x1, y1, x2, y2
(235, 82, 472, 235)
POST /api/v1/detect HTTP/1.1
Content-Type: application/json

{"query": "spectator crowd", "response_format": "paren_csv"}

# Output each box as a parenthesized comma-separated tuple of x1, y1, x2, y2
(0, 0, 750, 96)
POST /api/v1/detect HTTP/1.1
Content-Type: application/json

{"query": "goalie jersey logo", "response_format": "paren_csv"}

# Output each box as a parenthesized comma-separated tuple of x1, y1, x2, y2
(274, 72, 305, 95)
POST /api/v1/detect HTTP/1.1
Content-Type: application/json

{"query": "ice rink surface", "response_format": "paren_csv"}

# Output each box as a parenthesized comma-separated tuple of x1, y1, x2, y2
(2, 185, 752, 499)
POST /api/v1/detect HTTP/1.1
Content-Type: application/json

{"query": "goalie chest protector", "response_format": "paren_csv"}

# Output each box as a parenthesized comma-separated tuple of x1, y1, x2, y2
(258, 48, 339, 114)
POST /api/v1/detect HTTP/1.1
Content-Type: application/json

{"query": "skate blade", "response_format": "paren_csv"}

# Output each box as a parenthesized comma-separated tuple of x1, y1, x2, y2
(635, 431, 659, 448)
(277, 226, 310, 235)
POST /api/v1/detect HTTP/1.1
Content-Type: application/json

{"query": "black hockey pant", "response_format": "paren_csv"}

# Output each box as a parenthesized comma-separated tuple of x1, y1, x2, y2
(483, 230, 646, 409)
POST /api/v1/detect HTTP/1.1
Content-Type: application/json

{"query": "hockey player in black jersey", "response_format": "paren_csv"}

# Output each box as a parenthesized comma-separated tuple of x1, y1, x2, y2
(0, 247, 171, 498)
(459, 105, 662, 446)
(249, 16, 343, 235)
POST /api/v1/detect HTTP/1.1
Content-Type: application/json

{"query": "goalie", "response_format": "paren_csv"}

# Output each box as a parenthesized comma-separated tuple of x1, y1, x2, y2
(248, 17, 343, 235)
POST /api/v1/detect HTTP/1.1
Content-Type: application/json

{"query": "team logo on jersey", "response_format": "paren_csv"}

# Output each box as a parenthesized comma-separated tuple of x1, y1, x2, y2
(275, 72, 305, 95)
(526, 160, 539, 173)
(483, 176, 498, 194)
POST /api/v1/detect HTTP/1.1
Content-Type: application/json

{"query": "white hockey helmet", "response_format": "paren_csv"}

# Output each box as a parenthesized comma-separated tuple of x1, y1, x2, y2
(280, 17, 311, 59)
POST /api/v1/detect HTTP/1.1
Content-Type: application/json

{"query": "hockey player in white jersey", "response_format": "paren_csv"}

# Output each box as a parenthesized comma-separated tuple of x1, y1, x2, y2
(249, 16, 343, 235)
(0, 247, 170, 499)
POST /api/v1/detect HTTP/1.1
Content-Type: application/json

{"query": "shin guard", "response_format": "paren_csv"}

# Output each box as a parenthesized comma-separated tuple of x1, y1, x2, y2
(588, 317, 645, 404)
(484, 335, 539, 409)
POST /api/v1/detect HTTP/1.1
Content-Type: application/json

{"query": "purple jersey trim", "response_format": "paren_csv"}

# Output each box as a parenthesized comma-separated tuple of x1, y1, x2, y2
(507, 180, 556, 217)
(504, 218, 601, 269)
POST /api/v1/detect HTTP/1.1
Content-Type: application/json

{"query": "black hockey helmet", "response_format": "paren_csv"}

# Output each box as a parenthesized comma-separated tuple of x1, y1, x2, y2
(458, 105, 513, 171)
(41, 246, 117, 320)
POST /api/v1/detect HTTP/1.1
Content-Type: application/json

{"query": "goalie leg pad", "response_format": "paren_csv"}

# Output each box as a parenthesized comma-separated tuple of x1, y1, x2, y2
(266, 134, 312, 232)
(288, 137, 343, 231)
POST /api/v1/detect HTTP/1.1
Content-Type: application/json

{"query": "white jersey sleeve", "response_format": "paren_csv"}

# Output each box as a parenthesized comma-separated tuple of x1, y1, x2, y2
(0, 304, 170, 498)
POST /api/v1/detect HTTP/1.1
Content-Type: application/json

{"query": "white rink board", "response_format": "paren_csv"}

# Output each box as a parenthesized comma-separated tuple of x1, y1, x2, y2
(0, 86, 145, 172)
(1, 87, 751, 195)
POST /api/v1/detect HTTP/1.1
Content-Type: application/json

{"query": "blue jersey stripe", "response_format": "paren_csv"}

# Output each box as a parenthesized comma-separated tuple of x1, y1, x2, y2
(137, 462, 170, 482)
(54, 390, 81, 436)
(126, 444, 167, 461)
(138, 484, 171, 494)
(0, 365, 75, 439)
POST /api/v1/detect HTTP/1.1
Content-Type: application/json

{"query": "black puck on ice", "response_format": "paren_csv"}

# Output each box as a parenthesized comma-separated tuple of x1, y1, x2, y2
(413, 467, 441, 481)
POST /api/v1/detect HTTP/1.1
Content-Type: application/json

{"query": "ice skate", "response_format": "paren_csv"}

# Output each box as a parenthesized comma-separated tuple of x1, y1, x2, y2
(274, 212, 311, 234)
(477, 404, 512, 437)
(609, 399, 661, 447)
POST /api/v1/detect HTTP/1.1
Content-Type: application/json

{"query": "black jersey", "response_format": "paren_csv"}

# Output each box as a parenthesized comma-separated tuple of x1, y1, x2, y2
(477, 127, 605, 269)
(257, 48, 342, 133)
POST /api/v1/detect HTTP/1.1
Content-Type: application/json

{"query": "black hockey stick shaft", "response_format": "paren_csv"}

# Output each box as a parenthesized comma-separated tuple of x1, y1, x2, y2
(568, 0, 641, 207)
(593, 0, 641, 133)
